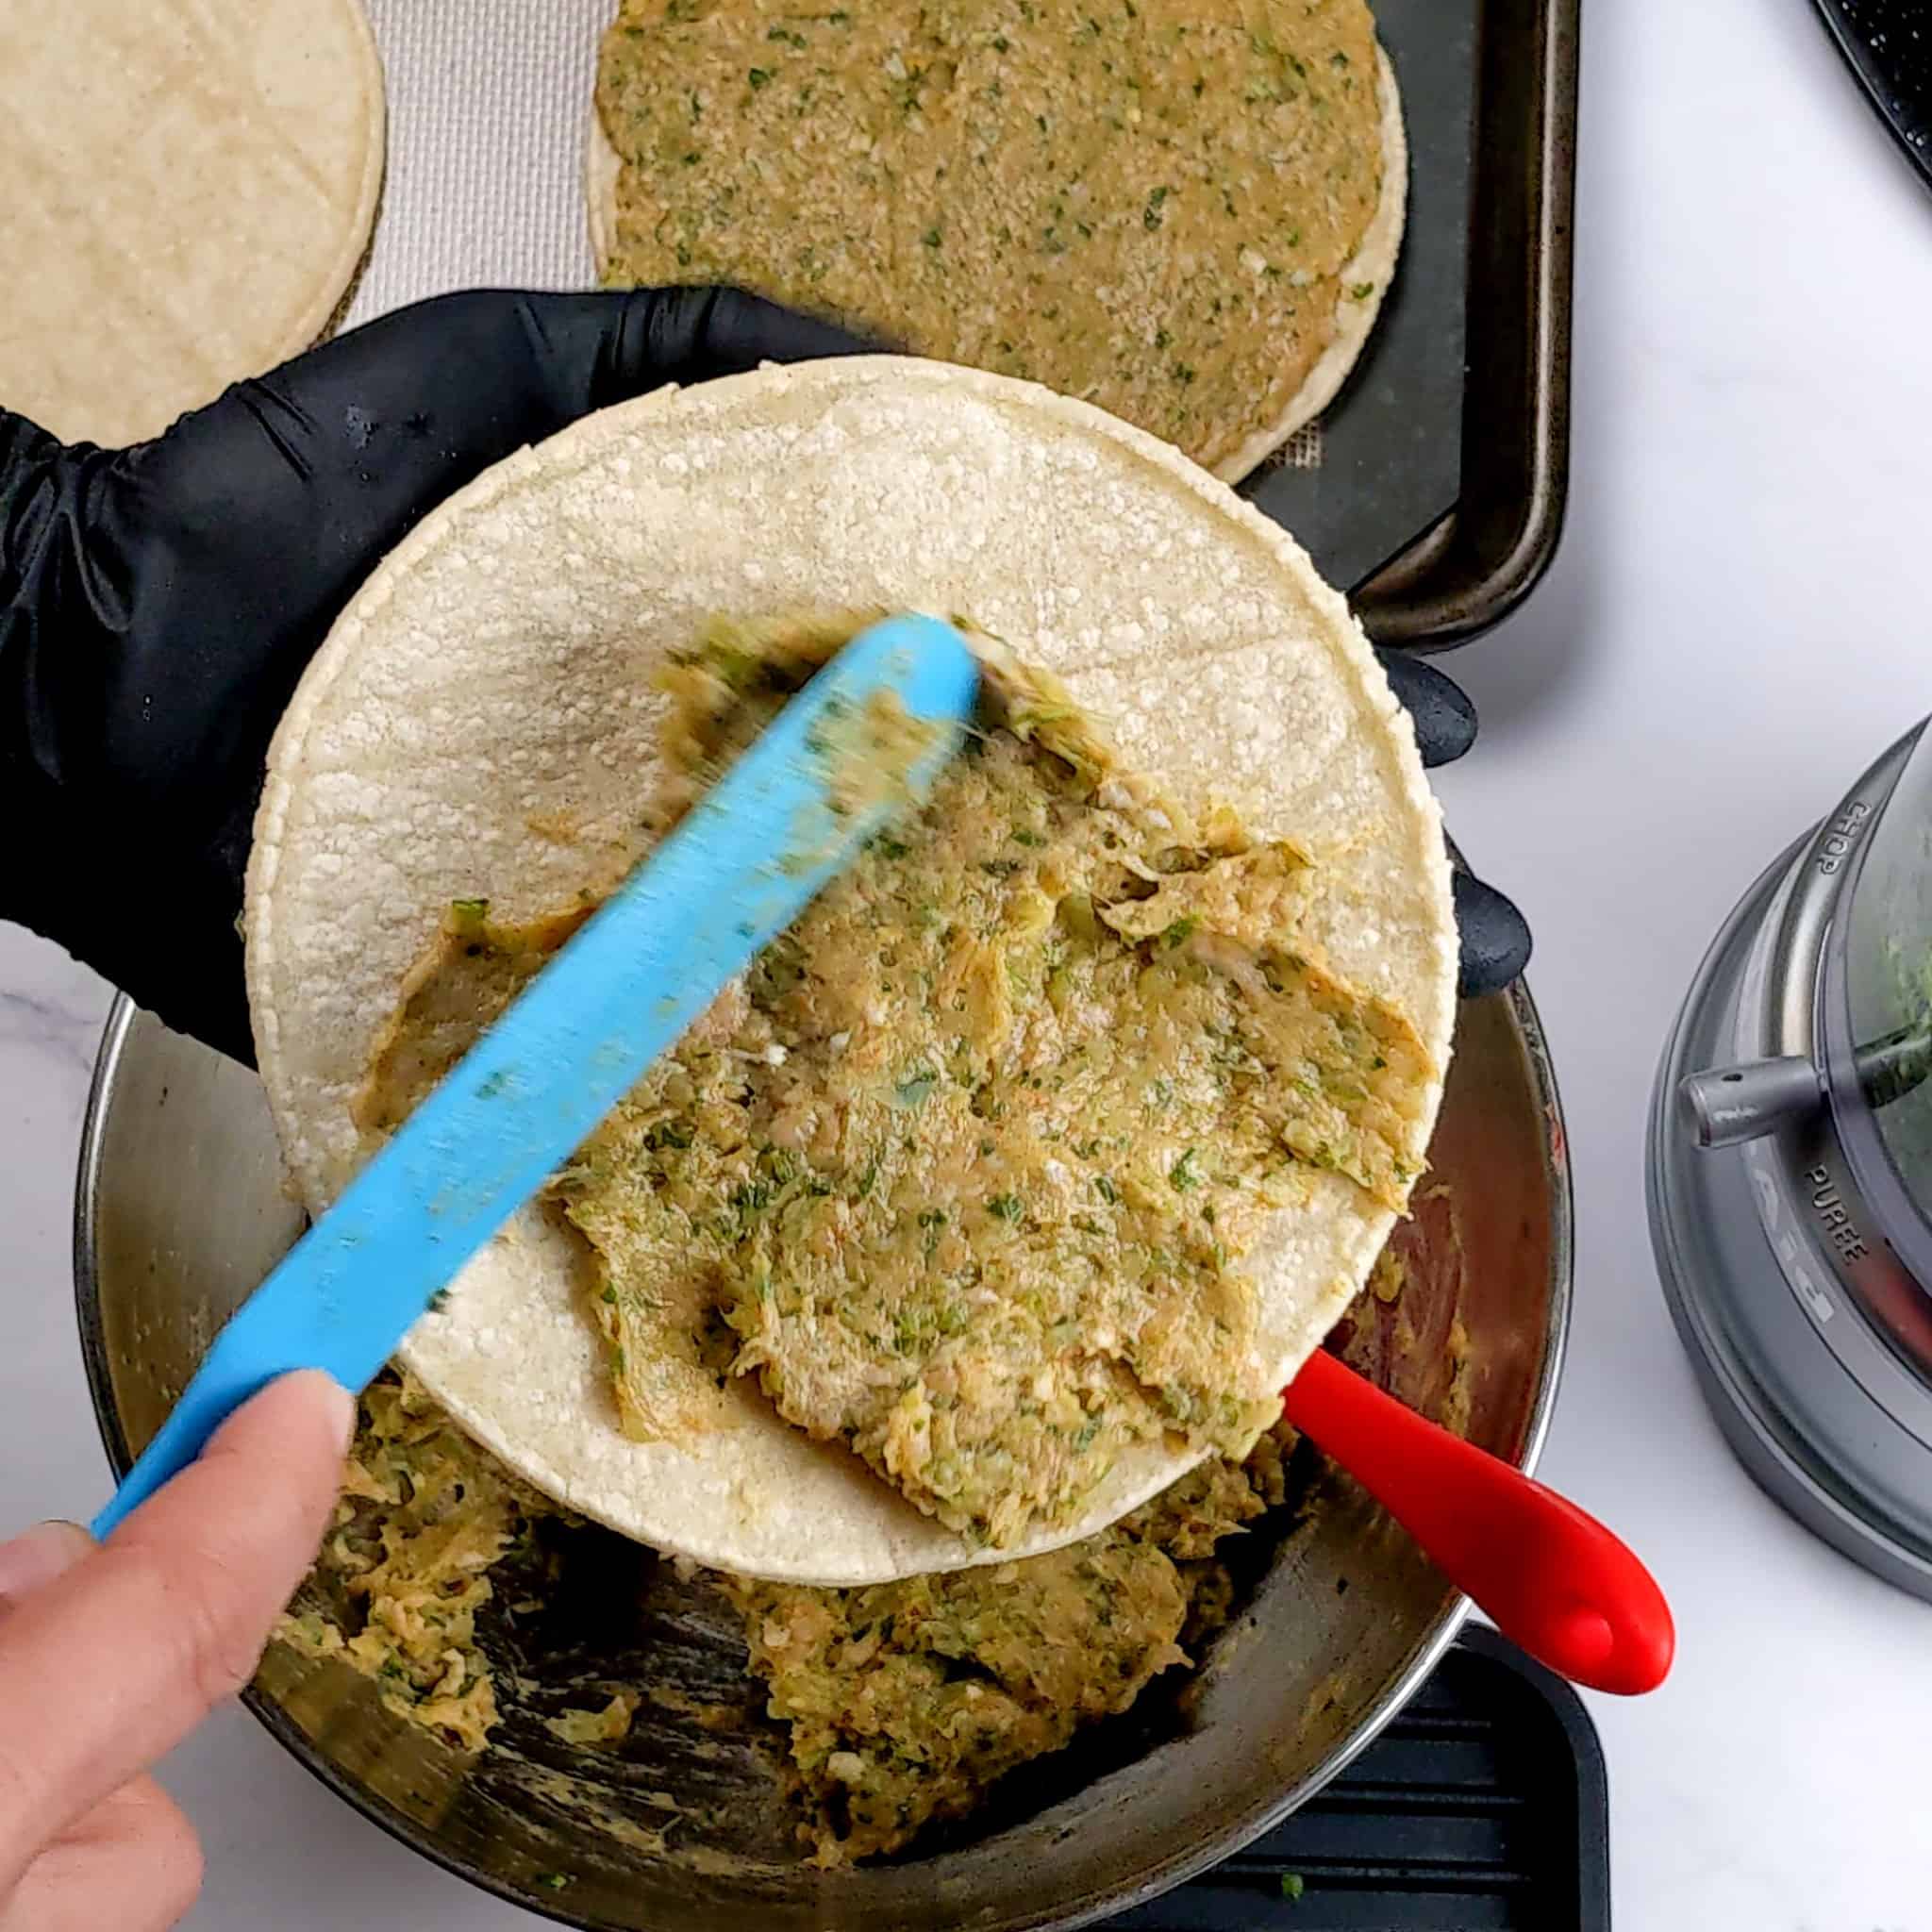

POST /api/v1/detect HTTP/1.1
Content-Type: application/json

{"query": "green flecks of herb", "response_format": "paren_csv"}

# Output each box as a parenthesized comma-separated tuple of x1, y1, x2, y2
(1154, 325, 1173, 350)
(828, 7, 849, 19)
(729, 1178, 774, 1219)
(924, 225, 943, 248)
(609, 1346, 626, 1376)
(682, 150, 700, 165)
(1351, 281, 1375, 300)
(992, 32, 1009, 50)
(873, 832, 910, 859)
(541, 1872, 573, 1891)
(767, 23, 807, 43)
(428, 1288, 452, 1313)
(1159, 914, 1197, 950)
(1142, 184, 1171, 230)
(1173, 362, 1196, 385)
(917, 1208, 948, 1228)
(689, 90, 704, 121)
(1036, 112, 1049, 133)
(855, 1160, 879, 1199)
(1011, 827, 1045, 847)
(1162, 1384, 1200, 1424)
(450, 896, 489, 922)
(1279, 1872, 1306, 1901)
(894, 1069, 939, 1108)
(747, 66, 773, 88)
(1192, 75, 1206, 94)
(987, 1192, 1024, 1223)
(1093, 1174, 1119, 1205)
(1170, 1148, 1202, 1191)
(1147, 1075, 1174, 1110)
(598, 1283, 620, 1307)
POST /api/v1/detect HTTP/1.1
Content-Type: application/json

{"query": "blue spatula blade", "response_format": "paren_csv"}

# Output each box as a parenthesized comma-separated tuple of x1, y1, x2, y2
(92, 615, 979, 1538)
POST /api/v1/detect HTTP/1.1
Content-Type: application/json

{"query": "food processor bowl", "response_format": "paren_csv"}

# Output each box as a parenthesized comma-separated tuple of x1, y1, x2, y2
(1652, 722, 1932, 1600)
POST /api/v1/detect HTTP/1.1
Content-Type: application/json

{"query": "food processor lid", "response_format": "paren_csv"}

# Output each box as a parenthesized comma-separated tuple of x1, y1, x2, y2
(1824, 718, 1932, 1285)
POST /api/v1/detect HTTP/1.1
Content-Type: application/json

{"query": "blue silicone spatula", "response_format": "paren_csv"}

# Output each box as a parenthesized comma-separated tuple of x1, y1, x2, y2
(92, 615, 979, 1539)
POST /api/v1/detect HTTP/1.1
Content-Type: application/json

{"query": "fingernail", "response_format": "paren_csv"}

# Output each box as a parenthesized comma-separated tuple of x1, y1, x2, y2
(0, 1521, 93, 1605)
(304, 1372, 358, 1455)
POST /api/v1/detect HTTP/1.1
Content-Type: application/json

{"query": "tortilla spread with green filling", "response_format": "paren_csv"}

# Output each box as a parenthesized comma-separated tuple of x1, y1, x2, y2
(356, 617, 1432, 1549)
(593, 0, 1391, 475)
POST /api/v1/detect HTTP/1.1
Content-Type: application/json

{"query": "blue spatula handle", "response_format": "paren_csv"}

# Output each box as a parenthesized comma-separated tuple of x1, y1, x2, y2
(92, 615, 979, 1538)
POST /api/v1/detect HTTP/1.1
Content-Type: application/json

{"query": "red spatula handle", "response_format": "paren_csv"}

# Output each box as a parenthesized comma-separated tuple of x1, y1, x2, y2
(1282, 1348, 1674, 1695)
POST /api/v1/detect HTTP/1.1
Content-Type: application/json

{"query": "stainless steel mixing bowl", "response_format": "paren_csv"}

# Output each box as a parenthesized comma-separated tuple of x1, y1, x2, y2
(74, 984, 1570, 1930)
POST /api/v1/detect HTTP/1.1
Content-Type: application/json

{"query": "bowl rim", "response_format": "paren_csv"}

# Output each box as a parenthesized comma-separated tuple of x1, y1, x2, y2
(72, 980, 1574, 1932)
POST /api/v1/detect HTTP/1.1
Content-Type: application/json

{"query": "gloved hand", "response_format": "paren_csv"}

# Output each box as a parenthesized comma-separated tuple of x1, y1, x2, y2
(1374, 649, 1532, 1001)
(0, 287, 867, 1063)
(0, 287, 1527, 1070)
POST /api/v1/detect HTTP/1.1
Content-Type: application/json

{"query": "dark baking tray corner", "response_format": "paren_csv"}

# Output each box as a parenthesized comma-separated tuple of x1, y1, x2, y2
(1102, 1624, 1610, 1931)
(1245, 0, 1579, 652)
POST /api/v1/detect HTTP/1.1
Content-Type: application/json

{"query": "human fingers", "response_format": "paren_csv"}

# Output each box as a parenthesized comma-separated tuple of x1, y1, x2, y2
(0, 1371, 350, 1892)
(0, 1776, 203, 1932)
(0, 1522, 92, 1612)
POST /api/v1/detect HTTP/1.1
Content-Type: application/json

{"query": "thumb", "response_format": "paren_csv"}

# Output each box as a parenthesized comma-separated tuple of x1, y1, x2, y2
(0, 1522, 92, 1612)
(0, 1372, 352, 1891)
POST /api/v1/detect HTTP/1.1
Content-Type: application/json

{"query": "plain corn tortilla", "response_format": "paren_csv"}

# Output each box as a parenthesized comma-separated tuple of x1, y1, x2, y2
(582, 44, 1406, 486)
(0, 0, 385, 448)
(244, 357, 1456, 1585)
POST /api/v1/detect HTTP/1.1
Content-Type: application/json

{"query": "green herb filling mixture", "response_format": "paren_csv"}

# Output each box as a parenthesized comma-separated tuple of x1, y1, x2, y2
(358, 616, 1432, 1548)
(594, 0, 1387, 472)
(278, 1371, 1297, 1865)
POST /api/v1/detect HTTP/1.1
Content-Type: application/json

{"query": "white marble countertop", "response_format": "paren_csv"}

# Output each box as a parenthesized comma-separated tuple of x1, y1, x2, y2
(6, 0, 1932, 1925)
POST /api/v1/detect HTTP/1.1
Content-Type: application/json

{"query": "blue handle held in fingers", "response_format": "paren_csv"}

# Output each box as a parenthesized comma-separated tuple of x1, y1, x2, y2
(91, 615, 979, 1538)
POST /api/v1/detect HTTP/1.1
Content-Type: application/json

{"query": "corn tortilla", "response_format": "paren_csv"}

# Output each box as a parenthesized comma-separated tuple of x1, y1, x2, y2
(0, 0, 385, 447)
(244, 357, 1455, 1584)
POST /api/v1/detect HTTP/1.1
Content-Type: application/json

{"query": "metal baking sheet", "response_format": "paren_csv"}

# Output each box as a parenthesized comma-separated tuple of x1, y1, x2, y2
(1101, 1628, 1609, 1931)
(346, 0, 1574, 651)
(1251, 0, 1579, 648)
(1241, 0, 1474, 600)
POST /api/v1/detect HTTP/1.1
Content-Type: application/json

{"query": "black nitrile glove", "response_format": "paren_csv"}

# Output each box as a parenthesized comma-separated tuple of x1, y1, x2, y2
(0, 287, 867, 1063)
(0, 286, 1526, 1072)
(1374, 649, 1532, 1000)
